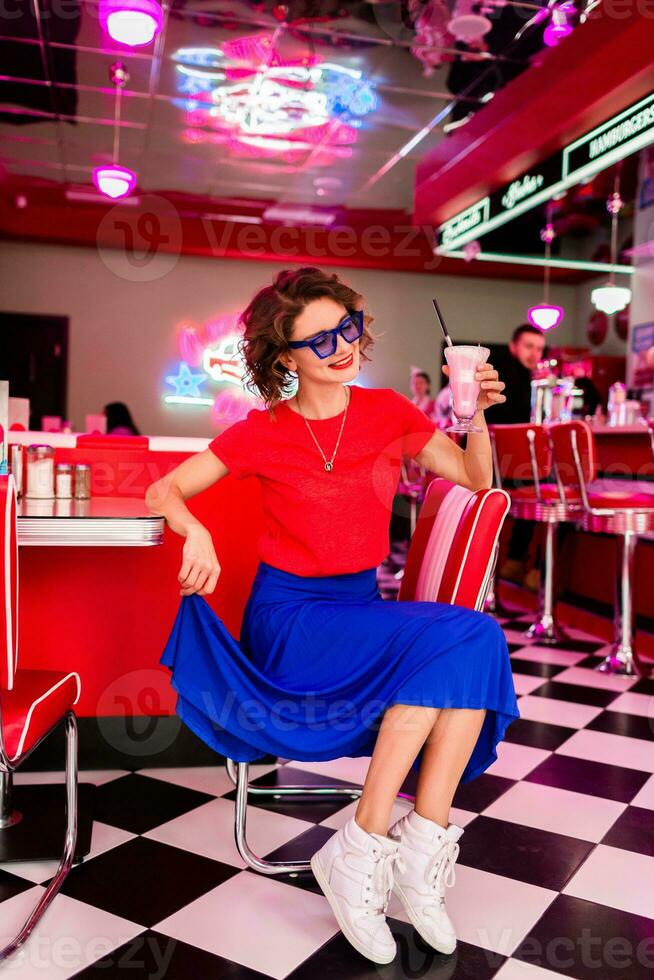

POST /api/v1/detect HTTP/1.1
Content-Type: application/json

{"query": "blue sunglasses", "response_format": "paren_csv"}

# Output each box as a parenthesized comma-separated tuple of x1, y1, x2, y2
(287, 309, 364, 359)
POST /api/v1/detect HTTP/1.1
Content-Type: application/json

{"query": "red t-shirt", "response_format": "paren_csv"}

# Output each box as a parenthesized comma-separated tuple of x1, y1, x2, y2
(207, 385, 437, 577)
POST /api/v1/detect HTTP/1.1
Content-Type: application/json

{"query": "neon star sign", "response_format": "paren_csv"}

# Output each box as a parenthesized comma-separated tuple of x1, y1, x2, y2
(164, 362, 212, 405)
(172, 37, 376, 156)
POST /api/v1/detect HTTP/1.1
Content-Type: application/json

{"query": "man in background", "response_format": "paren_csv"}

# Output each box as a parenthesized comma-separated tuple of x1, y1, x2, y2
(486, 323, 546, 588)
(485, 324, 546, 425)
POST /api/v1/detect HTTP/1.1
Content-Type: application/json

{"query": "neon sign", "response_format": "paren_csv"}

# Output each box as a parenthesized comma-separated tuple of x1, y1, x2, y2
(436, 89, 654, 252)
(172, 38, 376, 159)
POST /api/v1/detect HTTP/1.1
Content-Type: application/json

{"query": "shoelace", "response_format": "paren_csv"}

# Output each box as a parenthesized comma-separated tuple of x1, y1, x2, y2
(424, 839, 460, 911)
(364, 847, 404, 916)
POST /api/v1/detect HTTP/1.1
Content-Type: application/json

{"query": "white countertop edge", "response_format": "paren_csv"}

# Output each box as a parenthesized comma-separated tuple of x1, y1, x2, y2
(7, 431, 212, 452)
(148, 436, 211, 452)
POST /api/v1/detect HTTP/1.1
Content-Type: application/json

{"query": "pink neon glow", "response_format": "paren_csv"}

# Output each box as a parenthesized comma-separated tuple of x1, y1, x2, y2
(100, 0, 163, 47)
(93, 165, 137, 199)
(543, 2, 575, 46)
(211, 389, 256, 425)
(543, 21, 573, 45)
(528, 304, 564, 331)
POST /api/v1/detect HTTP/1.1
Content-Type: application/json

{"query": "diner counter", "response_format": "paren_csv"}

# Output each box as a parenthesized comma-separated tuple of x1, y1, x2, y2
(9, 430, 263, 720)
(17, 495, 165, 546)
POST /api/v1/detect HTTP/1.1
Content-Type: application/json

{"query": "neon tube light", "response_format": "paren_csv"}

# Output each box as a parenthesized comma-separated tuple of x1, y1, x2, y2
(438, 249, 634, 274)
(164, 396, 215, 406)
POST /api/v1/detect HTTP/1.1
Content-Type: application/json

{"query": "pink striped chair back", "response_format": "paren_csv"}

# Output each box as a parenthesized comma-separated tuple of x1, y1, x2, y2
(0, 475, 19, 691)
(399, 478, 511, 610)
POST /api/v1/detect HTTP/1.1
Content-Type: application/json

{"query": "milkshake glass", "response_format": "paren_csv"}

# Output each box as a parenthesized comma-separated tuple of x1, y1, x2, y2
(444, 344, 490, 433)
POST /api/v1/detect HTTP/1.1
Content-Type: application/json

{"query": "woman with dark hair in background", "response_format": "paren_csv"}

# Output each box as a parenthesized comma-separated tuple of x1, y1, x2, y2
(104, 401, 141, 436)
(410, 367, 436, 417)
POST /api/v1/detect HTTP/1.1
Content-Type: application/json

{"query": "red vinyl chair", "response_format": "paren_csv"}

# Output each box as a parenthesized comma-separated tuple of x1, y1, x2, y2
(0, 475, 82, 962)
(224, 478, 511, 874)
(548, 420, 654, 678)
(489, 423, 581, 643)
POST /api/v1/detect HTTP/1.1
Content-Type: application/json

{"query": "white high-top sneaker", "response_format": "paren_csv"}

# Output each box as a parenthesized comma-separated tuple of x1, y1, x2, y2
(388, 809, 464, 955)
(310, 815, 402, 965)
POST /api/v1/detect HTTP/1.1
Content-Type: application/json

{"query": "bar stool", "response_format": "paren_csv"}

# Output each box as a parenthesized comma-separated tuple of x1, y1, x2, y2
(489, 423, 581, 643)
(0, 475, 82, 962)
(548, 420, 654, 677)
(224, 477, 511, 874)
(398, 459, 426, 539)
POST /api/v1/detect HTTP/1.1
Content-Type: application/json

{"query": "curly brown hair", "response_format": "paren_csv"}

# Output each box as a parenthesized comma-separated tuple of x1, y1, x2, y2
(238, 267, 376, 413)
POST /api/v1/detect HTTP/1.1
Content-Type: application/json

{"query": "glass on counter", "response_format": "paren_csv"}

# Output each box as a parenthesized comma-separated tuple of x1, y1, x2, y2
(10, 444, 24, 497)
(73, 463, 91, 499)
(55, 462, 74, 498)
(607, 382, 627, 426)
(26, 444, 55, 499)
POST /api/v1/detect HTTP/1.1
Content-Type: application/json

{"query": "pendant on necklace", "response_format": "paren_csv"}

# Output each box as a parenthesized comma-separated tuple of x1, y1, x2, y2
(324, 461, 333, 472)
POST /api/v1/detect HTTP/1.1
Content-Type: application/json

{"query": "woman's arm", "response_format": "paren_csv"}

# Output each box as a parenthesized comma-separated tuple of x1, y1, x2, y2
(414, 362, 505, 492)
(145, 449, 229, 596)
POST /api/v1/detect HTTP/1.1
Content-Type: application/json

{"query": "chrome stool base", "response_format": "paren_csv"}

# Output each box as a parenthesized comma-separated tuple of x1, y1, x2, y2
(597, 645, 644, 677)
(525, 617, 569, 645)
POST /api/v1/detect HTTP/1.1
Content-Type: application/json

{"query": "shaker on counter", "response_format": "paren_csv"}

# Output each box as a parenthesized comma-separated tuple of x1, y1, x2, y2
(26, 444, 56, 498)
(73, 463, 91, 499)
(55, 462, 74, 498)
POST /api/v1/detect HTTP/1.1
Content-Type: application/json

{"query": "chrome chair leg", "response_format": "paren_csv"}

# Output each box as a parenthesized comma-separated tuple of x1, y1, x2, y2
(525, 521, 569, 644)
(598, 531, 649, 677)
(0, 771, 22, 829)
(484, 544, 510, 616)
(0, 712, 79, 963)
(228, 759, 416, 874)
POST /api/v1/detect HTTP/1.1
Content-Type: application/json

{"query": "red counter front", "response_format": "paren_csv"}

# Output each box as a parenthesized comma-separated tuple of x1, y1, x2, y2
(14, 435, 264, 720)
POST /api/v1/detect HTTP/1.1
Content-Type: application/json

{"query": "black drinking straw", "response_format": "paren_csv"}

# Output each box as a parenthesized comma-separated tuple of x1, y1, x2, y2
(432, 298, 453, 347)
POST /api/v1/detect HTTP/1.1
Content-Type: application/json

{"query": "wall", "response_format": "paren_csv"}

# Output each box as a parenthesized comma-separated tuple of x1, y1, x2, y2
(0, 239, 583, 437)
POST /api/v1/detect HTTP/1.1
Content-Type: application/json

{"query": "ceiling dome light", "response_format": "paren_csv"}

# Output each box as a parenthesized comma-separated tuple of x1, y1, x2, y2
(543, 2, 576, 47)
(93, 165, 137, 199)
(447, 0, 491, 41)
(591, 284, 632, 315)
(528, 303, 564, 331)
(527, 215, 564, 332)
(101, 0, 163, 47)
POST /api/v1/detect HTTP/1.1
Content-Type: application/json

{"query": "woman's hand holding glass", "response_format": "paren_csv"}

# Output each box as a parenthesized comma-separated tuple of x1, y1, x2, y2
(178, 524, 221, 596)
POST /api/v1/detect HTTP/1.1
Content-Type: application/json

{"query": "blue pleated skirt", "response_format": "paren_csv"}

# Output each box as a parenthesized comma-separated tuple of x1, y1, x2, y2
(159, 560, 520, 783)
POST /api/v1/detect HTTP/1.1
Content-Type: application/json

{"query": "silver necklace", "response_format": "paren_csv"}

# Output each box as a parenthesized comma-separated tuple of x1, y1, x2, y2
(296, 386, 350, 472)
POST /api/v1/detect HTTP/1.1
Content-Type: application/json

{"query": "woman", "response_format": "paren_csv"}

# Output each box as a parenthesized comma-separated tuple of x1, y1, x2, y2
(104, 401, 141, 435)
(410, 367, 436, 417)
(146, 268, 519, 967)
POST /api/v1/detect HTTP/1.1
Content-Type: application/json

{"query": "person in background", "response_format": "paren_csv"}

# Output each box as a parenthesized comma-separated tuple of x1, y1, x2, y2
(410, 367, 436, 417)
(574, 375, 601, 418)
(484, 324, 546, 589)
(484, 324, 545, 426)
(432, 381, 453, 428)
(104, 401, 141, 436)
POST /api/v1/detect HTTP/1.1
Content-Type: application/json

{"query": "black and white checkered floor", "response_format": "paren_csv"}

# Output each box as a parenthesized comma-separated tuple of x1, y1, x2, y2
(2, 611, 653, 978)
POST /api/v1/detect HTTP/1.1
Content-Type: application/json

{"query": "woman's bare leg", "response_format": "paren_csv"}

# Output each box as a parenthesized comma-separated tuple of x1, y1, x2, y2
(355, 704, 486, 836)
(355, 703, 440, 836)
(414, 708, 486, 828)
